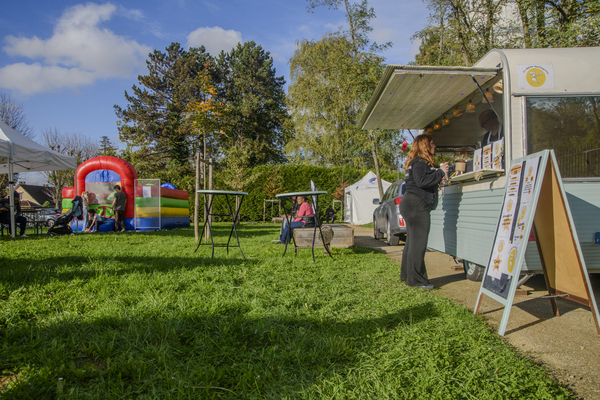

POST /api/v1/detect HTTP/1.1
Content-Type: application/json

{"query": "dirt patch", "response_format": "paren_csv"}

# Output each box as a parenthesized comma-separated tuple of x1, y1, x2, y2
(351, 225, 600, 400)
(0, 374, 17, 391)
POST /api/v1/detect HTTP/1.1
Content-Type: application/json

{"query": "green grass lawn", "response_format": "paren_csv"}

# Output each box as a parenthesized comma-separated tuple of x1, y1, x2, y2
(1, 224, 572, 399)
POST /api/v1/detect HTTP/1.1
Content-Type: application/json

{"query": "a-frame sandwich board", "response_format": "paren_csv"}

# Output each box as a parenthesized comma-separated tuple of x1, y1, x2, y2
(474, 150, 600, 336)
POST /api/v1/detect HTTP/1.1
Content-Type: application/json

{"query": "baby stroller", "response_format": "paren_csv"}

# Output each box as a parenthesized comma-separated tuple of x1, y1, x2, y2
(48, 196, 84, 236)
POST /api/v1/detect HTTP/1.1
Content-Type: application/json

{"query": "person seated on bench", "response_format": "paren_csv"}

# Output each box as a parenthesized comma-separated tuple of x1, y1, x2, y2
(0, 194, 28, 237)
(83, 209, 104, 233)
(279, 195, 314, 244)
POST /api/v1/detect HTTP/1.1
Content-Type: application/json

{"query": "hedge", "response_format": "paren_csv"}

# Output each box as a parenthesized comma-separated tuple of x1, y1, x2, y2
(197, 164, 402, 223)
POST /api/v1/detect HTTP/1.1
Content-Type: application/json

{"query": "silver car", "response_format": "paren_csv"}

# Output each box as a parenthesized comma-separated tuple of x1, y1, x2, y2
(37, 209, 61, 227)
(373, 180, 406, 245)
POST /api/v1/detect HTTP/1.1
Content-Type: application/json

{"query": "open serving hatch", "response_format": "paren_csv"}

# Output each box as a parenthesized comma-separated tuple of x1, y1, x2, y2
(359, 65, 502, 150)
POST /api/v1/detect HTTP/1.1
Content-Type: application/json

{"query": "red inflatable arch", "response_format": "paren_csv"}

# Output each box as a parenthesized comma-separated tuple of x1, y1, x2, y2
(75, 156, 138, 218)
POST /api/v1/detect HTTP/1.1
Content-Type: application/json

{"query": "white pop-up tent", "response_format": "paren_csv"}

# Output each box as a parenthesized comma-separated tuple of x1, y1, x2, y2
(344, 171, 391, 225)
(0, 119, 77, 237)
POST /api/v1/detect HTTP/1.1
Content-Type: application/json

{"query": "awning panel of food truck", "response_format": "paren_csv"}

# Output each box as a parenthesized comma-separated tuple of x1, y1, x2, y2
(359, 65, 500, 131)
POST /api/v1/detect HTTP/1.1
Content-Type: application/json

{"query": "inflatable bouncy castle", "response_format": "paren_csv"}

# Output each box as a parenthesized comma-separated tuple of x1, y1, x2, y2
(62, 156, 190, 232)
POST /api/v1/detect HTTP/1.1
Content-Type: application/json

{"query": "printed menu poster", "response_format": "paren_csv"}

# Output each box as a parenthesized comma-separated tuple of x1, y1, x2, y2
(492, 139, 504, 170)
(512, 156, 541, 244)
(473, 148, 482, 171)
(511, 204, 530, 245)
(507, 162, 524, 197)
(519, 157, 540, 204)
(484, 156, 542, 298)
(482, 144, 492, 169)
(498, 197, 517, 239)
(487, 237, 510, 280)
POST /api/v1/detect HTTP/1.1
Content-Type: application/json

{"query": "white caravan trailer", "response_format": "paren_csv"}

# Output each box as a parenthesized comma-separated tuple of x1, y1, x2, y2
(359, 47, 600, 280)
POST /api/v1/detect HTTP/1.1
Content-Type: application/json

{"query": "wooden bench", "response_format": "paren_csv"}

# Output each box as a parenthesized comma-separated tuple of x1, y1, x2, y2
(292, 224, 354, 248)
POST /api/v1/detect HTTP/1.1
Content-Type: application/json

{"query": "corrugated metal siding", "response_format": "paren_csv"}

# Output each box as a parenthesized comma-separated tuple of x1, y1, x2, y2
(428, 181, 600, 271)
(563, 182, 600, 242)
(428, 188, 504, 266)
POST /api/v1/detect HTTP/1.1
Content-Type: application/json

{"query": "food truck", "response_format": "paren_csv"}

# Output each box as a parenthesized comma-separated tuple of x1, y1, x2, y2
(359, 47, 600, 280)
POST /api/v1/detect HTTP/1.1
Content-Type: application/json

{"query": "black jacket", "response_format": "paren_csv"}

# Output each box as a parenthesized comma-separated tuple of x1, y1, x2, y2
(404, 156, 445, 210)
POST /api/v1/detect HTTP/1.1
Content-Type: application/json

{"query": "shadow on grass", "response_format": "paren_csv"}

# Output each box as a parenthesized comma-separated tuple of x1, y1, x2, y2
(1, 303, 439, 398)
(0, 224, 281, 242)
(0, 254, 260, 287)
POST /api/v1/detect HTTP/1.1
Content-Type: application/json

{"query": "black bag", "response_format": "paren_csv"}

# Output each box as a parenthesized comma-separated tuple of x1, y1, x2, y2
(303, 215, 321, 228)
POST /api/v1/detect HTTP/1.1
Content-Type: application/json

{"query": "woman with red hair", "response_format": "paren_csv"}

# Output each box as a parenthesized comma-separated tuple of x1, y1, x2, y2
(400, 135, 449, 289)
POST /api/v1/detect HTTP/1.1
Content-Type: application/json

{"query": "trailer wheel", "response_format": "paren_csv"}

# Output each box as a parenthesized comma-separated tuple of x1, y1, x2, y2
(463, 260, 485, 282)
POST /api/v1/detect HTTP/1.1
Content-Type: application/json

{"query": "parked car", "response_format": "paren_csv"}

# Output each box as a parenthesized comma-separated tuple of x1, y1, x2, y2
(373, 179, 406, 246)
(37, 209, 61, 227)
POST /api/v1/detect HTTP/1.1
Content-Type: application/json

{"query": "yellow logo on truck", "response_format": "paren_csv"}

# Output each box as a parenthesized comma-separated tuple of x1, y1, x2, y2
(526, 68, 546, 87)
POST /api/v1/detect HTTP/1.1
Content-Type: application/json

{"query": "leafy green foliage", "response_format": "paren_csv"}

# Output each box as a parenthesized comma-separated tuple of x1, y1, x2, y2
(413, 0, 600, 67)
(287, 33, 402, 170)
(214, 41, 289, 165)
(114, 43, 212, 168)
(204, 163, 400, 222)
(0, 227, 573, 398)
(98, 136, 117, 157)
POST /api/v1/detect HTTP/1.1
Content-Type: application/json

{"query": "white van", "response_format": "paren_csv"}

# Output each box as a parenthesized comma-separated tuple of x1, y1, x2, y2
(360, 47, 600, 280)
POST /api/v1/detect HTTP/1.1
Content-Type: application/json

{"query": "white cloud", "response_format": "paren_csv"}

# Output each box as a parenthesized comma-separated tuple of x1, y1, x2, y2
(186, 26, 242, 55)
(298, 25, 311, 34)
(0, 2, 151, 95)
(0, 63, 96, 95)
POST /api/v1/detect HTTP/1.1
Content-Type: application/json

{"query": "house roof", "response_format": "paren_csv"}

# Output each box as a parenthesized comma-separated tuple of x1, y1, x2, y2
(16, 184, 55, 207)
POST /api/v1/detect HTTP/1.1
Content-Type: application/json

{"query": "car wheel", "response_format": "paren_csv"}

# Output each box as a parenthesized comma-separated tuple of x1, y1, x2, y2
(373, 218, 383, 239)
(47, 219, 55, 227)
(463, 260, 485, 281)
(386, 218, 400, 246)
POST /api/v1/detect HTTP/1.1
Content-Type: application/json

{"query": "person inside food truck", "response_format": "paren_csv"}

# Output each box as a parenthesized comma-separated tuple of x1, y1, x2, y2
(479, 109, 503, 147)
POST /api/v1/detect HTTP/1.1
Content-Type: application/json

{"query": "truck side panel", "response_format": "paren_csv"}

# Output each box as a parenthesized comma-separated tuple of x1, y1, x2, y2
(429, 188, 504, 266)
(429, 181, 600, 273)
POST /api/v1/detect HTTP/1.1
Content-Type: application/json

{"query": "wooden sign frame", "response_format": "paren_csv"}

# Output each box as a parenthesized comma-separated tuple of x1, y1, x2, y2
(474, 150, 600, 336)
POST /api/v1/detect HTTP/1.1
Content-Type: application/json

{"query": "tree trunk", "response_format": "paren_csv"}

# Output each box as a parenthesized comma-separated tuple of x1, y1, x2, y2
(207, 158, 213, 241)
(438, 0, 444, 64)
(369, 130, 385, 200)
(448, 0, 472, 66)
(535, 0, 547, 46)
(194, 151, 200, 243)
(516, 0, 531, 48)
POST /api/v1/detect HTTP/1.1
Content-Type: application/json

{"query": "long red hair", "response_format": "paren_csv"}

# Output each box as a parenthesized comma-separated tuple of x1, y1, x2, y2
(405, 135, 435, 169)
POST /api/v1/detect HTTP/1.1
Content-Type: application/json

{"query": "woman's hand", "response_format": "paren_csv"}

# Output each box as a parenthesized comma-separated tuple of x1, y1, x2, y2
(440, 162, 450, 174)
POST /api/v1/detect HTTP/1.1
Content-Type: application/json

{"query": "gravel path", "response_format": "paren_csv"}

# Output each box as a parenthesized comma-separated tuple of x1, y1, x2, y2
(351, 225, 600, 399)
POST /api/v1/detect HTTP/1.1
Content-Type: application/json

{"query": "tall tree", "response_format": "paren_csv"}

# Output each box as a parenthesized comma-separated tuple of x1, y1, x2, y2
(213, 41, 289, 165)
(0, 93, 34, 139)
(99, 136, 118, 157)
(41, 128, 99, 207)
(114, 43, 212, 174)
(413, 0, 600, 67)
(289, 1, 401, 197)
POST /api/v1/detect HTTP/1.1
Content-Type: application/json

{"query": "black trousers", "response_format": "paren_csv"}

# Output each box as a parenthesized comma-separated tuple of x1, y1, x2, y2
(0, 214, 27, 236)
(400, 192, 432, 287)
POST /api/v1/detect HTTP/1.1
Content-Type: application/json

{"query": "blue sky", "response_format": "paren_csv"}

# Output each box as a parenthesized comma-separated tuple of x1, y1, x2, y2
(1, 0, 429, 180)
